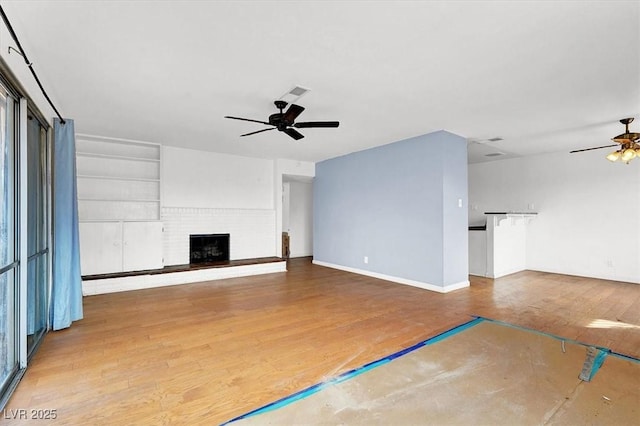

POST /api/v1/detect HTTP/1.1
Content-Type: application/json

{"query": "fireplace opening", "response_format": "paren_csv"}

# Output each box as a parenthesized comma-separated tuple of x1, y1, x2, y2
(189, 234, 230, 264)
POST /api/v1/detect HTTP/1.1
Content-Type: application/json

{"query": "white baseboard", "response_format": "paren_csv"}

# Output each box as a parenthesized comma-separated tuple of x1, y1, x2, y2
(527, 267, 640, 285)
(488, 267, 526, 279)
(82, 261, 287, 296)
(312, 260, 469, 293)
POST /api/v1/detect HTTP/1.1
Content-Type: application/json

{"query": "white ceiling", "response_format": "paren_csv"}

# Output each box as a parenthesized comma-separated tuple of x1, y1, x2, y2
(2, 1, 639, 164)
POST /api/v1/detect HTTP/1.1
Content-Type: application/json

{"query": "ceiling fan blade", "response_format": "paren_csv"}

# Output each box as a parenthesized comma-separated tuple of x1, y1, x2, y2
(569, 144, 617, 153)
(284, 128, 304, 140)
(240, 128, 275, 137)
(225, 116, 271, 126)
(293, 121, 340, 128)
(283, 104, 305, 124)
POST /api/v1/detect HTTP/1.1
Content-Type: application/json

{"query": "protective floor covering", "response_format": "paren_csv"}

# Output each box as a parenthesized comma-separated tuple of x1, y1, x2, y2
(227, 319, 639, 425)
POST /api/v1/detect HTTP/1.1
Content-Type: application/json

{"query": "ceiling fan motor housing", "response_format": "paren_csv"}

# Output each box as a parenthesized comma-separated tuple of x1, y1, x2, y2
(269, 113, 289, 130)
(270, 100, 297, 129)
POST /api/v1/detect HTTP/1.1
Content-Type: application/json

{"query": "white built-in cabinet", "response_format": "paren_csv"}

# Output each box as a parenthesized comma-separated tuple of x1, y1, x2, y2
(76, 136, 163, 275)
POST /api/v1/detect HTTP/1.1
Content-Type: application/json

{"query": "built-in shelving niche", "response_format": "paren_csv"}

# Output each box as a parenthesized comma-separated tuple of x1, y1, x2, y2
(76, 136, 161, 221)
(76, 135, 163, 276)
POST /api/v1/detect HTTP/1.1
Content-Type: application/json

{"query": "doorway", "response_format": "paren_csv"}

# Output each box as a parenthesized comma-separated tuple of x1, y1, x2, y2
(282, 175, 313, 258)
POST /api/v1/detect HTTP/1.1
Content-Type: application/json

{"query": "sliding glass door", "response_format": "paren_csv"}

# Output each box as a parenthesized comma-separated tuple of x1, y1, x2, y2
(0, 70, 51, 408)
(0, 85, 18, 401)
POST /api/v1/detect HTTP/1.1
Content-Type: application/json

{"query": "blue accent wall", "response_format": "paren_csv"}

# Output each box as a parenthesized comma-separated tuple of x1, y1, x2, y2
(313, 130, 468, 288)
(442, 134, 469, 285)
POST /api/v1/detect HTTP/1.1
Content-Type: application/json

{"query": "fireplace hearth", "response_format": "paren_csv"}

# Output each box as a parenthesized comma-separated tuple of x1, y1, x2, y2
(190, 234, 230, 264)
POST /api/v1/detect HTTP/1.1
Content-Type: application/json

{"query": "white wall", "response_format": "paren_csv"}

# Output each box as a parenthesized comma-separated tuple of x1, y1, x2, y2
(162, 146, 277, 265)
(288, 181, 313, 257)
(469, 150, 640, 284)
(0, 36, 55, 126)
(282, 182, 290, 232)
(163, 146, 273, 209)
(162, 207, 275, 265)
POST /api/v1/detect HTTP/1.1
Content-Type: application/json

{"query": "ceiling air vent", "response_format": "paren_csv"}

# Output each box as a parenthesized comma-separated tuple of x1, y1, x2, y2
(488, 137, 503, 142)
(485, 152, 505, 157)
(279, 86, 310, 104)
(289, 86, 309, 97)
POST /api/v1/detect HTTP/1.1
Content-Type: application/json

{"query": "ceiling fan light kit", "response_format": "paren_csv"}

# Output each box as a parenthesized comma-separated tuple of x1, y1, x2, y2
(570, 118, 640, 164)
(606, 118, 640, 164)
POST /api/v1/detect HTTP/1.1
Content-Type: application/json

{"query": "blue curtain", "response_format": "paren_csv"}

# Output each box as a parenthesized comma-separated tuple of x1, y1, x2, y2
(51, 118, 83, 330)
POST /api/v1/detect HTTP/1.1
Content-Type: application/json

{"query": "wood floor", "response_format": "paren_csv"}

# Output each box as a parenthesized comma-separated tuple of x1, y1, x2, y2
(5, 258, 640, 425)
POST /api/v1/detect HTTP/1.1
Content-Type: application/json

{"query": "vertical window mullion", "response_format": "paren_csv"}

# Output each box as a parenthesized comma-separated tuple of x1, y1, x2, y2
(17, 97, 27, 368)
(45, 128, 52, 330)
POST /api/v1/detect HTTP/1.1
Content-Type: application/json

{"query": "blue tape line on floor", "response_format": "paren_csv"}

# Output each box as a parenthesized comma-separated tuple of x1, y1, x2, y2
(220, 317, 483, 425)
(244, 357, 393, 420)
(610, 351, 640, 363)
(588, 349, 608, 381)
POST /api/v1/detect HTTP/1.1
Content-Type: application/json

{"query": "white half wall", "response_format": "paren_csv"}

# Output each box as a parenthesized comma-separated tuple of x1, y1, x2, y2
(82, 261, 287, 295)
(469, 150, 640, 284)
